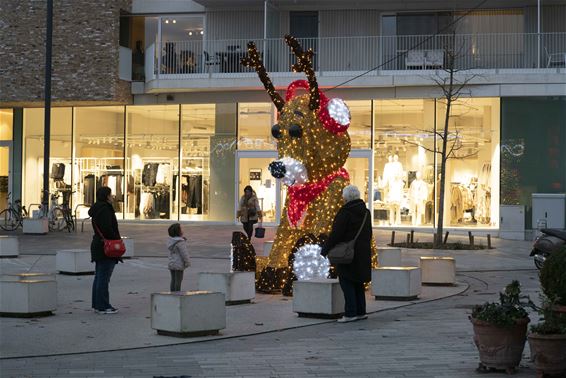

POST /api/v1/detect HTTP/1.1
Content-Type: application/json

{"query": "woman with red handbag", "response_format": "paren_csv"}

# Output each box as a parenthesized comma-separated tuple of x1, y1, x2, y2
(89, 186, 122, 314)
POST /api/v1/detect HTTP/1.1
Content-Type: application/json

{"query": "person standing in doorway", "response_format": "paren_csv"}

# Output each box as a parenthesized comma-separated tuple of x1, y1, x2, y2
(167, 223, 191, 291)
(89, 186, 121, 314)
(321, 185, 372, 323)
(237, 185, 262, 240)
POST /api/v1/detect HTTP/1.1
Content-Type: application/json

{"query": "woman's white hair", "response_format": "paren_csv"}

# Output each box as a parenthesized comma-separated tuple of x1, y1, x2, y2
(342, 185, 361, 203)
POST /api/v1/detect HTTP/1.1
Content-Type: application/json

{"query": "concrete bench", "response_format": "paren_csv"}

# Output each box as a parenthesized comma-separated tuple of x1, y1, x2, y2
(2, 272, 55, 282)
(151, 291, 226, 337)
(198, 271, 255, 305)
(0, 279, 57, 317)
(121, 237, 134, 258)
(56, 249, 94, 275)
(377, 247, 402, 267)
(371, 267, 421, 301)
(420, 257, 456, 286)
(22, 219, 48, 234)
(262, 240, 274, 257)
(292, 279, 345, 319)
(0, 236, 19, 258)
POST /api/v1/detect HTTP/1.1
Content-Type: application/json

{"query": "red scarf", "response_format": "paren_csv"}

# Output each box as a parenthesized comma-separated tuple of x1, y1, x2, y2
(287, 168, 349, 227)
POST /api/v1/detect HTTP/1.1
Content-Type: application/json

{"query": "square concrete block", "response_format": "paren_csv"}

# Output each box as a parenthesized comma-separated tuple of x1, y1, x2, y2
(22, 219, 48, 234)
(2, 273, 55, 282)
(56, 249, 94, 275)
(198, 271, 255, 305)
(420, 257, 456, 285)
(0, 280, 57, 316)
(371, 267, 421, 300)
(0, 236, 19, 258)
(292, 279, 345, 318)
(262, 241, 274, 257)
(151, 291, 226, 337)
(121, 237, 134, 258)
(377, 247, 402, 267)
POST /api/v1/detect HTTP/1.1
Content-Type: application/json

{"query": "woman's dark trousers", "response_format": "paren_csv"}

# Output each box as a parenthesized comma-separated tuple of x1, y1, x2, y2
(92, 259, 117, 311)
(338, 276, 366, 317)
(170, 270, 184, 291)
(242, 221, 254, 240)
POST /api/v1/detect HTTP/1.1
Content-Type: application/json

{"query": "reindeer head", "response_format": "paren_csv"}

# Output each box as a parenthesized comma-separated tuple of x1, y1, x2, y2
(242, 35, 351, 188)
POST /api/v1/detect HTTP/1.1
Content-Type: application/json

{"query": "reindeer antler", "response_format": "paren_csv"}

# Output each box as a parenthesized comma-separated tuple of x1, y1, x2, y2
(241, 41, 285, 112)
(284, 35, 320, 111)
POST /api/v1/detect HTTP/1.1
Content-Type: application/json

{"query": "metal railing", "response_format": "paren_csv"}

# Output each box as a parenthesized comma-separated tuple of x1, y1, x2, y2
(146, 33, 566, 79)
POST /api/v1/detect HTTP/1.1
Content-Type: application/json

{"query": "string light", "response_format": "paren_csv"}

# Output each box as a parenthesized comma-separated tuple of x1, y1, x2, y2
(293, 244, 330, 280)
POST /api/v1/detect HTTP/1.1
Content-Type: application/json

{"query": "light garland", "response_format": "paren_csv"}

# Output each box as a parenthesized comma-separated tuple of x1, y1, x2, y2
(293, 244, 330, 281)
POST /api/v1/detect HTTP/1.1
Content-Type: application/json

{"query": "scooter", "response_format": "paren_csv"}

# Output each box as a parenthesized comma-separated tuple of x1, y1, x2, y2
(530, 228, 566, 269)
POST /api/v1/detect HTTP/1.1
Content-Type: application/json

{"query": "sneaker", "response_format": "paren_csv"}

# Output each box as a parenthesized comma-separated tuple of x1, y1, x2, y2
(337, 316, 358, 323)
(97, 308, 118, 314)
(357, 314, 368, 320)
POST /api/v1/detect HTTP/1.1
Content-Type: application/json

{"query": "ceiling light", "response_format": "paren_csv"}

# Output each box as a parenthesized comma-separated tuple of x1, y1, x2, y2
(165, 19, 169, 24)
(189, 31, 193, 36)
(172, 19, 176, 24)
(200, 31, 204, 35)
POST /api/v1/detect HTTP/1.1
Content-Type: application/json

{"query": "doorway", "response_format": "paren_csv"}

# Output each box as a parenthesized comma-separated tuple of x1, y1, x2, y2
(289, 11, 318, 69)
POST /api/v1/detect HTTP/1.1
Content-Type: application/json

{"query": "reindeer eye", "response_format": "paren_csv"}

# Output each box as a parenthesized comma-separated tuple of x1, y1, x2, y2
(271, 124, 282, 139)
(289, 124, 302, 138)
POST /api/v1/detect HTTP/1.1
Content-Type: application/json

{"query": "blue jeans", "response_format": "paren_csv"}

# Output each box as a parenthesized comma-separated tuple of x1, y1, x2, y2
(92, 259, 117, 311)
(338, 276, 366, 318)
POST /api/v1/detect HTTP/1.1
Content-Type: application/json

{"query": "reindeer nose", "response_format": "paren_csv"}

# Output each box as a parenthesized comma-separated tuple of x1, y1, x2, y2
(269, 161, 286, 178)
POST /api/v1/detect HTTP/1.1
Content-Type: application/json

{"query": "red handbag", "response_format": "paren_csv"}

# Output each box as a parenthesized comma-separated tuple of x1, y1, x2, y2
(93, 222, 126, 258)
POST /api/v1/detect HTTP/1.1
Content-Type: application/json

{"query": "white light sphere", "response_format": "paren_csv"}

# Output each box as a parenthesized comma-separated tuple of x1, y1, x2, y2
(327, 98, 351, 126)
(293, 244, 330, 281)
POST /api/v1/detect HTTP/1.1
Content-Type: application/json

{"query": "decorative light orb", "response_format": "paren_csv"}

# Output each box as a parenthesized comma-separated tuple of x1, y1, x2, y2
(280, 157, 308, 186)
(293, 244, 329, 280)
(327, 98, 351, 126)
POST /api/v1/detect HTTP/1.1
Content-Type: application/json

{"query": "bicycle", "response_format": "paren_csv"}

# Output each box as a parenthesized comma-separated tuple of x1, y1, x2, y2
(45, 191, 75, 232)
(0, 193, 28, 231)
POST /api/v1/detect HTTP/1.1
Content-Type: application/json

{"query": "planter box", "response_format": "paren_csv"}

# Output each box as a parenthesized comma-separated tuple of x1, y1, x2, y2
(23, 219, 48, 235)
(262, 240, 274, 257)
(528, 333, 566, 377)
(121, 237, 134, 258)
(377, 247, 402, 267)
(371, 267, 421, 300)
(420, 257, 456, 285)
(151, 291, 226, 337)
(292, 279, 344, 318)
(198, 271, 255, 305)
(56, 249, 94, 275)
(0, 236, 19, 258)
(0, 279, 57, 317)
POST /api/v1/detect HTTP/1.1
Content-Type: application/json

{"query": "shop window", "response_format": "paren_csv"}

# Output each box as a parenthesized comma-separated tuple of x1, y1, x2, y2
(74, 106, 125, 219)
(124, 105, 179, 220)
(22, 108, 72, 211)
(160, 15, 204, 75)
(0, 109, 13, 141)
(373, 99, 436, 227)
(238, 103, 276, 150)
(182, 104, 236, 222)
(348, 100, 372, 149)
(436, 98, 500, 228)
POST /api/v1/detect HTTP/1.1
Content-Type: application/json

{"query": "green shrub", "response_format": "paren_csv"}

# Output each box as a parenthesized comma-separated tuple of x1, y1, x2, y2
(471, 280, 530, 327)
(540, 246, 566, 306)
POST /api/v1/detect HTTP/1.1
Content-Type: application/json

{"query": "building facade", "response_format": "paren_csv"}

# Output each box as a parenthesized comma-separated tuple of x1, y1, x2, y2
(1, 0, 565, 237)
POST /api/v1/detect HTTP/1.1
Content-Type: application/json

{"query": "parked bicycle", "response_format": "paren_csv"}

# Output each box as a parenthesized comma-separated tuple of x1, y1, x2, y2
(45, 191, 75, 232)
(0, 193, 28, 231)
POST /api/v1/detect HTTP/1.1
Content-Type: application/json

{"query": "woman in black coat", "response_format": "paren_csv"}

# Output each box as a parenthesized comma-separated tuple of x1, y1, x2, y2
(89, 186, 121, 314)
(321, 185, 372, 323)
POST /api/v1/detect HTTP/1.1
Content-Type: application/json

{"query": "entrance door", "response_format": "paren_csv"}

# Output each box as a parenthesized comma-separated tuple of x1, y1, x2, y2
(0, 143, 12, 210)
(236, 151, 281, 224)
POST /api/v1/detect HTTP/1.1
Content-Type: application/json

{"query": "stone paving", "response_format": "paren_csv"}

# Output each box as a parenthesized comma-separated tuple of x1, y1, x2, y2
(0, 224, 541, 377)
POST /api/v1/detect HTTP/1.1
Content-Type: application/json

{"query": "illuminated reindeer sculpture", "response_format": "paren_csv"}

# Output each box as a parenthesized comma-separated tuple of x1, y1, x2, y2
(242, 36, 358, 292)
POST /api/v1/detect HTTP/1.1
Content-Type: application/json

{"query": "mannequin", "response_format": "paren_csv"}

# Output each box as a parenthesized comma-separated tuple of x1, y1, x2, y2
(409, 171, 428, 226)
(383, 154, 404, 225)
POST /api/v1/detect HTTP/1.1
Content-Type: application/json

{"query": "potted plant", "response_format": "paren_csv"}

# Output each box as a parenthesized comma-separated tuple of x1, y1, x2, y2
(470, 280, 531, 374)
(528, 246, 566, 377)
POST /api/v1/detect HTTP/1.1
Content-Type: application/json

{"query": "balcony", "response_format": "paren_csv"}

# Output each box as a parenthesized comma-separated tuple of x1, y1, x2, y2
(140, 33, 566, 92)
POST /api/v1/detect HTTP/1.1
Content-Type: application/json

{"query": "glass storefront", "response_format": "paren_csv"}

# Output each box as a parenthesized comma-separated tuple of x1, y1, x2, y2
(0, 109, 13, 209)
(16, 97, 502, 227)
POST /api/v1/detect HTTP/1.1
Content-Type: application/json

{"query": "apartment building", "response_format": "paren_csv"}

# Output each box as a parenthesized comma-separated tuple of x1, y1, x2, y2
(1, 0, 565, 238)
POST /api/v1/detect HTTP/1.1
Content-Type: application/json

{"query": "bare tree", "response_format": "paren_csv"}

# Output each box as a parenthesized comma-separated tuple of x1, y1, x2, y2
(403, 35, 479, 247)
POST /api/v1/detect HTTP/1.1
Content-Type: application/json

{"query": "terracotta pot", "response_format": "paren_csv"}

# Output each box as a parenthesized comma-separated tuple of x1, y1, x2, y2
(471, 317, 529, 371)
(528, 333, 566, 377)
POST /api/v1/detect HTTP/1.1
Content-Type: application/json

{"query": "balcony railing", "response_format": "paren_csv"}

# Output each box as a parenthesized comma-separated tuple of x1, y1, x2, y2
(145, 33, 566, 79)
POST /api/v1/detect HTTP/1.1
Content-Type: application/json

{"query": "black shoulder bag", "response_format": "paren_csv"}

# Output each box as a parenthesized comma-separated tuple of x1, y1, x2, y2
(327, 211, 368, 265)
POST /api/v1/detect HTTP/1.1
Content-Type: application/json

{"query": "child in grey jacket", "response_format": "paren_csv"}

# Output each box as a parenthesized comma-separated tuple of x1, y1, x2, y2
(167, 223, 191, 291)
